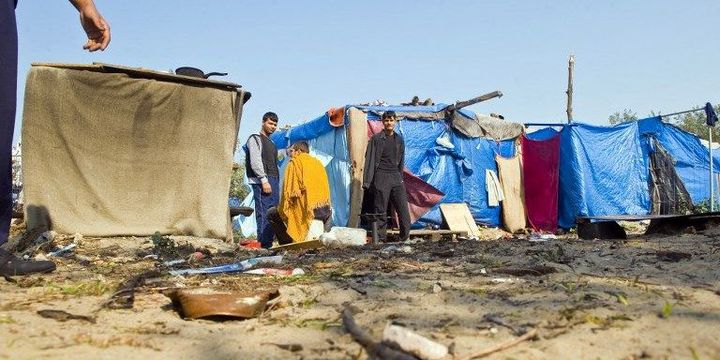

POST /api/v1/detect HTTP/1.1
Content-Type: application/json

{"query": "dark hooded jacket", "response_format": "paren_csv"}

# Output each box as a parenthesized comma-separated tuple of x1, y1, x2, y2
(362, 131, 405, 189)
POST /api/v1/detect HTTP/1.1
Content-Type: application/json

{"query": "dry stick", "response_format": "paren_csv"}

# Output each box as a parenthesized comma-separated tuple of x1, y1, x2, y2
(456, 328, 538, 360)
(341, 308, 417, 360)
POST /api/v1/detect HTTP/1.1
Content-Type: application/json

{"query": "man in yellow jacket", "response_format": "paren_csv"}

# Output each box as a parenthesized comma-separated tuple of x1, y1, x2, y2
(267, 141, 332, 245)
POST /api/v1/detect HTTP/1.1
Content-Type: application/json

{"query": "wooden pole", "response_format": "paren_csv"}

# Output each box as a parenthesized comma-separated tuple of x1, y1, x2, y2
(710, 128, 714, 211)
(566, 54, 575, 123)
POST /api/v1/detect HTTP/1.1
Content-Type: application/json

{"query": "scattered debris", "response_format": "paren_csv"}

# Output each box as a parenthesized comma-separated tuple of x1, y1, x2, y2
(341, 307, 417, 360)
(271, 239, 323, 251)
(47, 243, 77, 257)
(381, 245, 413, 254)
(456, 328, 538, 360)
(243, 268, 305, 276)
(382, 323, 449, 360)
(482, 313, 522, 336)
(262, 343, 303, 352)
(166, 288, 279, 320)
(432, 283, 442, 294)
(490, 265, 556, 277)
(37, 309, 96, 324)
(169, 255, 283, 276)
(101, 270, 162, 310)
(319, 227, 367, 247)
(656, 250, 692, 262)
(529, 233, 556, 242)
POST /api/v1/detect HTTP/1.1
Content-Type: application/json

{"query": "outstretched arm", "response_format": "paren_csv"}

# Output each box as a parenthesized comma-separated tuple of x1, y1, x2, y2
(68, 0, 111, 51)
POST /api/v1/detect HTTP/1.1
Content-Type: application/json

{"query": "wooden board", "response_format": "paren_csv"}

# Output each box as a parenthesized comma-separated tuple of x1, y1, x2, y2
(439, 203, 481, 239)
(270, 239, 323, 251)
(387, 229, 467, 241)
(32, 62, 242, 90)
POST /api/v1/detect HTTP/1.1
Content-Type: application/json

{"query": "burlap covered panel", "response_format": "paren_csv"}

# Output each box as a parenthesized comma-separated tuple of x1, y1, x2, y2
(22, 66, 240, 239)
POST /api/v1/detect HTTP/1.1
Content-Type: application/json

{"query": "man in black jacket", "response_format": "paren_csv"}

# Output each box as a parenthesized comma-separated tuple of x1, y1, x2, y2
(362, 111, 411, 242)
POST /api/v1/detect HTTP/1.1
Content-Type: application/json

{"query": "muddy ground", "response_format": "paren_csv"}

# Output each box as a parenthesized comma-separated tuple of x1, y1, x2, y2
(1, 225, 719, 360)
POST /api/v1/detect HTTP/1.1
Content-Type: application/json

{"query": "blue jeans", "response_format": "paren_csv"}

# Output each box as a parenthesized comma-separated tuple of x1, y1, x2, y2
(251, 176, 279, 248)
(0, 0, 17, 245)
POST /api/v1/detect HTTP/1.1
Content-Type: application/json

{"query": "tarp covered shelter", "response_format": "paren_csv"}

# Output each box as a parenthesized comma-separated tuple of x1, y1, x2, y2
(237, 104, 521, 235)
(238, 107, 720, 236)
(23, 63, 248, 240)
(530, 117, 720, 228)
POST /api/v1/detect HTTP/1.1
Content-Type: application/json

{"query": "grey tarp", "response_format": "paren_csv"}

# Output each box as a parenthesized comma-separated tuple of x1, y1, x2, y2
(22, 65, 244, 240)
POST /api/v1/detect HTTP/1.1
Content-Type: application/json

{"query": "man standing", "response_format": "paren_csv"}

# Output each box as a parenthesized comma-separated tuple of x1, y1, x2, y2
(0, 0, 110, 276)
(267, 141, 331, 245)
(245, 112, 280, 248)
(362, 111, 411, 242)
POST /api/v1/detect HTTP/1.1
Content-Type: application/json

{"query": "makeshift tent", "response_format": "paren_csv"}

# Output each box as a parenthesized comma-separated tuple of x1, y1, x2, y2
(529, 117, 720, 228)
(235, 104, 519, 236)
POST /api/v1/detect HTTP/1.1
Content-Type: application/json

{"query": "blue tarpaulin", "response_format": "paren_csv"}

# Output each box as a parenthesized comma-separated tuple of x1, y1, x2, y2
(236, 105, 515, 236)
(540, 117, 720, 228)
(557, 121, 650, 228)
(638, 117, 720, 204)
(236, 112, 351, 236)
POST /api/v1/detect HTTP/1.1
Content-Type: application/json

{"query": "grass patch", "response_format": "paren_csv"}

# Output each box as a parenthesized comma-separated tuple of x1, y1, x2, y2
(660, 301, 675, 319)
(44, 280, 113, 297)
(467, 288, 487, 295)
(281, 274, 320, 284)
(0, 315, 15, 324)
(416, 283, 432, 291)
(585, 314, 632, 328)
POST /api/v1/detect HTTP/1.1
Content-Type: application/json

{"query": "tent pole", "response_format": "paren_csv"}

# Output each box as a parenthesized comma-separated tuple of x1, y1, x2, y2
(566, 54, 574, 123)
(711, 128, 714, 211)
(659, 108, 703, 119)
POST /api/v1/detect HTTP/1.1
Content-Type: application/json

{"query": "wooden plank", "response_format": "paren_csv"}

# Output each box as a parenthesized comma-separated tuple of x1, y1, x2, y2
(31, 62, 242, 90)
(387, 229, 467, 236)
(96, 62, 241, 89)
(270, 239, 323, 251)
(346, 107, 369, 228)
(439, 203, 481, 239)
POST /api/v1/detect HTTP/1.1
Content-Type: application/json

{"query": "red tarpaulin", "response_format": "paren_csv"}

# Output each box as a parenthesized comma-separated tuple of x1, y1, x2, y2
(521, 134, 560, 232)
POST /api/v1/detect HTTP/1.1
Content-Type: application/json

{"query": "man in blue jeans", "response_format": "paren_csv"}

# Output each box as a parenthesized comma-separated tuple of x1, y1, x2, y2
(0, 0, 110, 276)
(244, 112, 280, 248)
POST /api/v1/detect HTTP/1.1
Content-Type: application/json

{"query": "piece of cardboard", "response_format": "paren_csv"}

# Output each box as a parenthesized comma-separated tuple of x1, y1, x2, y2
(439, 203, 481, 239)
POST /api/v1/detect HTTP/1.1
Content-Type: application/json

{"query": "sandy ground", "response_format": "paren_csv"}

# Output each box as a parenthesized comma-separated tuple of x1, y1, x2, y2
(1, 226, 719, 360)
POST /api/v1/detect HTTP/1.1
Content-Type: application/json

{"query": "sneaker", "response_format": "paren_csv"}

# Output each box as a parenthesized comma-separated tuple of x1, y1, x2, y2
(0, 248, 56, 276)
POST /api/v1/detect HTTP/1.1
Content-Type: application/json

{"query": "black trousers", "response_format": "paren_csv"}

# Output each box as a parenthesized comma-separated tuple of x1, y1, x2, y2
(0, 0, 17, 245)
(267, 205, 332, 245)
(371, 171, 411, 241)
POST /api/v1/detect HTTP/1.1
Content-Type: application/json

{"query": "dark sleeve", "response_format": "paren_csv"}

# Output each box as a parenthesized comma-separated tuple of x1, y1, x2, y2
(362, 136, 376, 189)
(398, 135, 405, 172)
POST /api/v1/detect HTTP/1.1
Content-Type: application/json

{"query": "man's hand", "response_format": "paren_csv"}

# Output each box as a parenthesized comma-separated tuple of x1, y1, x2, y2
(262, 182, 272, 194)
(69, 0, 111, 51)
